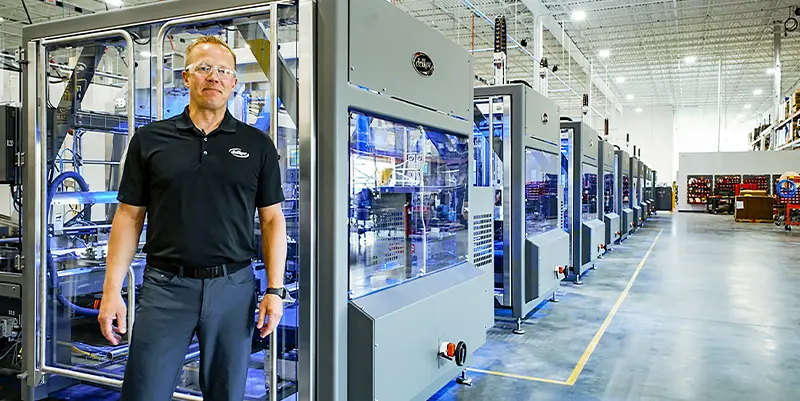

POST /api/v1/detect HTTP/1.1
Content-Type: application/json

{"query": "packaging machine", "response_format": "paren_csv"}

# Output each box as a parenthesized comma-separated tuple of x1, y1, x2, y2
(599, 139, 620, 247)
(616, 149, 634, 238)
(474, 83, 567, 334)
(561, 122, 604, 284)
(637, 160, 647, 224)
(18, 1, 491, 400)
(629, 153, 642, 230)
(648, 169, 657, 216)
(643, 165, 653, 218)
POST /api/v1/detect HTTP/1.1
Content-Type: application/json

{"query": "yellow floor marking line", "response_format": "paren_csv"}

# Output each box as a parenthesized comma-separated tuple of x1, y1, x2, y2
(465, 368, 570, 386)
(565, 228, 664, 385)
(466, 229, 664, 387)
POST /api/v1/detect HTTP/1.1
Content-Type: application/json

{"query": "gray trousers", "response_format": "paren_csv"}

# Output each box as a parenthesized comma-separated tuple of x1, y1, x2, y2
(120, 265, 257, 401)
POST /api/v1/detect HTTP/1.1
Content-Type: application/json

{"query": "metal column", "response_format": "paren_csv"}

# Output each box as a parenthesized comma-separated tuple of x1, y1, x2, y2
(774, 21, 782, 130)
(717, 58, 721, 152)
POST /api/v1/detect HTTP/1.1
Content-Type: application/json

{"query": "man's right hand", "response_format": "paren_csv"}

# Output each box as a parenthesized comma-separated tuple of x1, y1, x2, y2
(98, 292, 128, 345)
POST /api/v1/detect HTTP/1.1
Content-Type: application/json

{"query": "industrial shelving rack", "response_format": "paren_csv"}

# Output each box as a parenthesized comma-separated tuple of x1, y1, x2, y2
(687, 175, 712, 205)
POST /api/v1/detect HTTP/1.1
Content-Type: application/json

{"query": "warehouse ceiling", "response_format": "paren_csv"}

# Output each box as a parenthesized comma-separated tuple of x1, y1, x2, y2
(399, 0, 800, 121)
(0, 0, 797, 120)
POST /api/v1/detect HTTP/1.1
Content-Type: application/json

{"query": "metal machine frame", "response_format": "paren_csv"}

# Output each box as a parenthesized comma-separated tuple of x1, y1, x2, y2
(474, 84, 567, 334)
(629, 154, 642, 230)
(637, 160, 647, 224)
(561, 122, 604, 284)
(650, 169, 658, 215)
(599, 139, 620, 247)
(19, 1, 491, 400)
(615, 149, 633, 238)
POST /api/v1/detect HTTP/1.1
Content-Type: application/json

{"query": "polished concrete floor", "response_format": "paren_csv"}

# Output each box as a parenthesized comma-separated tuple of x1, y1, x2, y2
(3, 212, 798, 400)
(431, 212, 800, 401)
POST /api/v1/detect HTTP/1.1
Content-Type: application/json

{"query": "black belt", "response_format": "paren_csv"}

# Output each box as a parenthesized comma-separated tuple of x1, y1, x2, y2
(146, 257, 251, 279)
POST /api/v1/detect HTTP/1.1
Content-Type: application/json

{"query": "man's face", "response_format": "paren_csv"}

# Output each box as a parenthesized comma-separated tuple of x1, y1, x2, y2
(182, 43, 238, 111)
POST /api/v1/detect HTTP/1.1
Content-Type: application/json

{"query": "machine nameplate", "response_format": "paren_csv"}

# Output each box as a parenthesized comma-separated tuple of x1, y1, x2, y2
(412, 52, 434, 76)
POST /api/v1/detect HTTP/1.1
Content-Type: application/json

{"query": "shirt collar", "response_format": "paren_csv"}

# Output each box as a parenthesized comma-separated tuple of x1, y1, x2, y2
(174, 106, 238, 134)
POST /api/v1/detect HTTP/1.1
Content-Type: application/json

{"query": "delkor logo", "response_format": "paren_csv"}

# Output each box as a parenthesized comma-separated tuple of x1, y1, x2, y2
(229, 147, 250, 159)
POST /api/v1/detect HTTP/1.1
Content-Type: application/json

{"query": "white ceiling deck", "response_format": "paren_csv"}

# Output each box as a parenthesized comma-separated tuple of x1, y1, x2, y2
(0, 0, 797, 119)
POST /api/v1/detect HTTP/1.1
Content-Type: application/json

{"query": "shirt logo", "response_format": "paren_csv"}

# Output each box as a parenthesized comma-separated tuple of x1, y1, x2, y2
(229, 148, 250, 159)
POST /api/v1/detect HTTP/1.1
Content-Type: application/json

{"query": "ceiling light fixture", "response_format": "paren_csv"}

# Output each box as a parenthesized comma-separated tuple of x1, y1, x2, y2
(598, 49, 611, 58)
(684, 56, 697, 64)
(139, 51, 152, 58)
(753, 89, 763, 95)
(616, 77, 626, 83)
(766, 68, 775, 75)
(635, 107, 643, 113)
(736, 114, 743, 118)
(744, 104, 752, 109)
(572, 10, 587, 21)
(105, 0, 123, 6)
(626, 94, 634, 100)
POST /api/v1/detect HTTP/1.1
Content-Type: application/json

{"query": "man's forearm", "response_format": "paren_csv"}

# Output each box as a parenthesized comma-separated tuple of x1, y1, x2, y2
(104, 212, 145, 293)
(261, 216, 287, 288)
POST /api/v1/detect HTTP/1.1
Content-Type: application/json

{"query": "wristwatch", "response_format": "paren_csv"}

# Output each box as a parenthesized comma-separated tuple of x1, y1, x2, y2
(265, 287, 288, 299)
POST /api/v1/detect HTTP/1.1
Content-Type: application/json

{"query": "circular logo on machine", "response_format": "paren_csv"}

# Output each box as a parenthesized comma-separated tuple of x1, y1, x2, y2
(542, 113, 549, 125)
(412, 52, 434, 77)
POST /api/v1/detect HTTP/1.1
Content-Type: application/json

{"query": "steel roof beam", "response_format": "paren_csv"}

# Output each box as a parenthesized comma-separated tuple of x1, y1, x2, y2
(518, 0, 621, 112)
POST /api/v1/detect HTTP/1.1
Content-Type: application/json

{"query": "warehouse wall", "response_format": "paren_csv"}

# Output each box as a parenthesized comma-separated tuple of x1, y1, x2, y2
(615, 106, 674, 184)
(674, 107, 751, 155)
(676, 151, 800, 212)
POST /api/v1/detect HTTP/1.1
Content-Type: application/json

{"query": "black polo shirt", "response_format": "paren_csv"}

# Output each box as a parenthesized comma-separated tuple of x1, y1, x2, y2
(117, 107, 284, 267)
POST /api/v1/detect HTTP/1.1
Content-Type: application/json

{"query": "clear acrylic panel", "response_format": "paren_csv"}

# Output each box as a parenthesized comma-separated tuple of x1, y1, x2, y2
(623, 174, 631, 208)
(36, 5, 300, 401)
(472, 130, 491, 188)
(43, 34, 146, 381)
(157, 8, 301, 399)
(604, 172, 615, 214)
(348, 111, 470, 299)
(581, 163, 598, 222)
(524, 149, 559, 236)
(560, 135, 571, 232)
(473, 96, 508, 220)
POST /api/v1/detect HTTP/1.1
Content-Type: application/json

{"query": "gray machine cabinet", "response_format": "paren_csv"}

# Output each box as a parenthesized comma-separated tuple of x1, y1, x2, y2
(581, 219, 606, 265)
(341, 0, 490, 399)
(562, 121, 601, 276)
(525, 229, 569, 302)
(604, 214, 620, 245)
(598, 139, 620, 246)
(639, 161, 648, 222)
(630, 156, 641, 229)
(474, 84, 564, 321)
(616, 149, 633, 238)
(348, 263, 489, 401)
(349, 2, 472, 119)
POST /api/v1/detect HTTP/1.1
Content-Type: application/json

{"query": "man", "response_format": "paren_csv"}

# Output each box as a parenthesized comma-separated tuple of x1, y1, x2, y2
(98, 36, 288, 401)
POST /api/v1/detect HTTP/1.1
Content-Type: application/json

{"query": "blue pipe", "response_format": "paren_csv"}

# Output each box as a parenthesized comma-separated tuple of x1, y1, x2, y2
(47, 171, 99, 317)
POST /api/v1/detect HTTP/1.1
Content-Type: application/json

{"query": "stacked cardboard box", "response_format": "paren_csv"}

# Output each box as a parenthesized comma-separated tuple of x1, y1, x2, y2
(734, 194, 773, 222)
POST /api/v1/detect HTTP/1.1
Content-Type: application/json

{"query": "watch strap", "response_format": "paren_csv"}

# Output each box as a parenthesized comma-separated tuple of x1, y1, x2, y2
(265, 287, 287, 299)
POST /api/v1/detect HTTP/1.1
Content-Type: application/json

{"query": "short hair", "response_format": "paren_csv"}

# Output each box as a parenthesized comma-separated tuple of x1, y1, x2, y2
(185, 35, 237, 66)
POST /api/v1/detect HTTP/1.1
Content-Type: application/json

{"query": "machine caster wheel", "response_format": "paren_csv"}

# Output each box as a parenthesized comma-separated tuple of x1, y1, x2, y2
(513, 318, 525, 335)
(574, 276, 584, 286)
(786, 225, 792, 231)
(590, 263, 597, 270)
(550, 292, 559, 303)
(456, 370, 473, 386)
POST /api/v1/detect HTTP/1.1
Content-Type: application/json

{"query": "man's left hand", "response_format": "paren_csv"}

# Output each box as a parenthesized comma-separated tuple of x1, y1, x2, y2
(257, 294, 284, 338)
